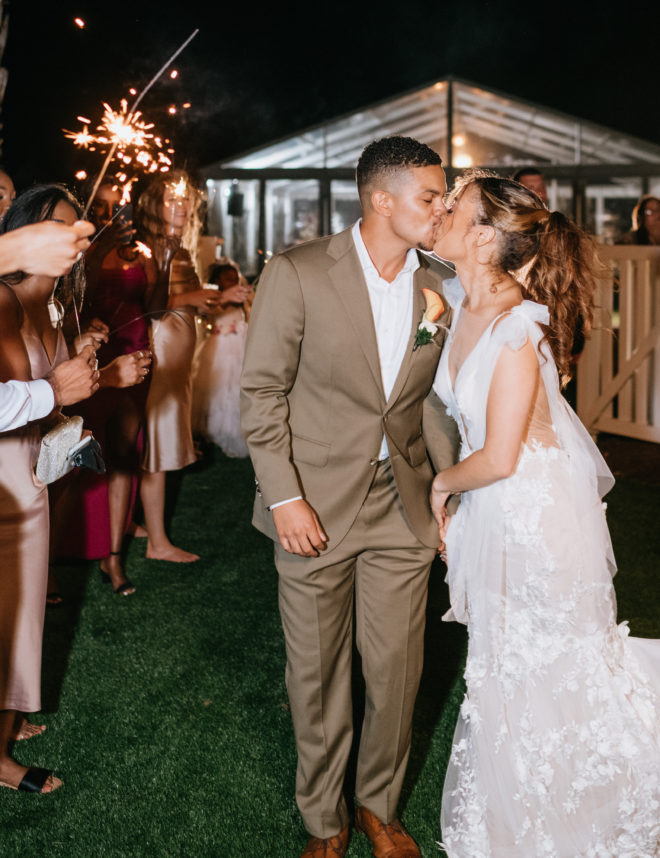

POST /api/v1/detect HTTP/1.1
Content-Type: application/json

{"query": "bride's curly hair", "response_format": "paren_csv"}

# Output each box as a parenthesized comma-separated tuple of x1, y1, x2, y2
(452, 170, 606, 387)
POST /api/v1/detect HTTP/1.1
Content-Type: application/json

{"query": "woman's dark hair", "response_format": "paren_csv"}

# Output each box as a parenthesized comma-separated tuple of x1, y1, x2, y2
(451, 170, 604, 386)
(630, 194, 660, 245)
(0, 184, 85, 318)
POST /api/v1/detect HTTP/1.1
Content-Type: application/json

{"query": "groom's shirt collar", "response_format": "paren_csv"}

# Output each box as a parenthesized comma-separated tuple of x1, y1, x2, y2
(351, 220, 420, 280)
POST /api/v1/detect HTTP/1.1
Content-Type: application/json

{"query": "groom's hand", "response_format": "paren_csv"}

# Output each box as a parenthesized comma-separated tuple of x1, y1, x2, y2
(273, 499, 328, 557)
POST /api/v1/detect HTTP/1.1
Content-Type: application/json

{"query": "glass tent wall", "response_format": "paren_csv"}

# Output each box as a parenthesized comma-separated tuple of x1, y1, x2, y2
(200, 79, 660, 278)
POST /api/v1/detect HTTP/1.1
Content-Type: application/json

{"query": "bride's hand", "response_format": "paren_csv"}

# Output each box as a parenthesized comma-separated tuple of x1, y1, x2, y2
(437, 508, 454, 562)
(430, 479, 450, 525)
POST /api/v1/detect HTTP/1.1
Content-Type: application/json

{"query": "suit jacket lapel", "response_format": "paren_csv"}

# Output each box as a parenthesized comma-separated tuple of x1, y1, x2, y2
(387, 262, 434, 405)
(328, 234, 386, 404)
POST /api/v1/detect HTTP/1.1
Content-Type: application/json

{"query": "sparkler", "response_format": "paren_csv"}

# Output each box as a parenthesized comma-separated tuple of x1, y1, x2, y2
(75, 28, 199, 219)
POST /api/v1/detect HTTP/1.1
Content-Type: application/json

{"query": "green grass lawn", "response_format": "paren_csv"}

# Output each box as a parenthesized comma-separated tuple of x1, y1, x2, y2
(1, 447, 658, 857)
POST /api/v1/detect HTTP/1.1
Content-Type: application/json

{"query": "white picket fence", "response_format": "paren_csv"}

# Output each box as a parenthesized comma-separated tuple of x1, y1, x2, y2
(577, 245, 660, 443)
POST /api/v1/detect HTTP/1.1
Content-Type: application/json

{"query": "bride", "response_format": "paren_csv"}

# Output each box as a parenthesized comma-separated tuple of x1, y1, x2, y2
(430, 171, 660, 856)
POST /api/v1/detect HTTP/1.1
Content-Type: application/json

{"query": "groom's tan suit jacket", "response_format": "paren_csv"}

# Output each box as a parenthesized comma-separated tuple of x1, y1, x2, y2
(240, 226, 459, 550)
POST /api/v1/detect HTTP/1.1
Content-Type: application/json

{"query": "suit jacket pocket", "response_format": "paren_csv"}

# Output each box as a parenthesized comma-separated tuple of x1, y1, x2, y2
(291, 433, 331, 467)
(408, 434, 428, 467)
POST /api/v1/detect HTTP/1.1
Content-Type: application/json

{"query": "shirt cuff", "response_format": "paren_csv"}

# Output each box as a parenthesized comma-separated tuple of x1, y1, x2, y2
(29, 378, 56, 417)
(269, 495, 303, 511)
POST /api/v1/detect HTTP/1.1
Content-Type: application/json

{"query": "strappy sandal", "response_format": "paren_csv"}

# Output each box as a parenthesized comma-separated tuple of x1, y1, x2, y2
(99, 551, 136, 596)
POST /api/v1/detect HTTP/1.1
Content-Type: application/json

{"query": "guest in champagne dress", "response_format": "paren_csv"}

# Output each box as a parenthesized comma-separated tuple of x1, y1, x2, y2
(135, 171, 223, 562)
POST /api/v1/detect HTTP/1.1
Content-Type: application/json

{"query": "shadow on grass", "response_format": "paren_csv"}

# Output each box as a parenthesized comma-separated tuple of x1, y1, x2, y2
(41, 559, 91, 713)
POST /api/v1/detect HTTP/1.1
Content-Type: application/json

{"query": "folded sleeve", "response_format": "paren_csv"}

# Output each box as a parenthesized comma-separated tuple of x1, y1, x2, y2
(0, 378, 54, 432)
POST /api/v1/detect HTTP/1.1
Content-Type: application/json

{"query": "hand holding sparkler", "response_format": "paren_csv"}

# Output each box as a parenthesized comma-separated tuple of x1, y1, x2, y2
(1, 221, 95, 277)
(74, 318, 109, 353)
(45, 344, 100, 406)
(98, 349, 152, 389)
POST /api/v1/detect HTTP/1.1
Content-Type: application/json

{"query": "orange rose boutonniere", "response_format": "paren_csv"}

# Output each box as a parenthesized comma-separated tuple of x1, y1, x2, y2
(413, 288, 445, 350)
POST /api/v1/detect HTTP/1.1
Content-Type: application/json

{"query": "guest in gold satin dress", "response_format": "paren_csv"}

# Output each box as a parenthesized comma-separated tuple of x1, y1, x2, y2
(135, 171, 223, 562)
(0, 184, 92, 794)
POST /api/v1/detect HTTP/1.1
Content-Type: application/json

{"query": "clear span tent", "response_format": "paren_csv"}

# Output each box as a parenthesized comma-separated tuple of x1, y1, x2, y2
(200, 78, 660, 277)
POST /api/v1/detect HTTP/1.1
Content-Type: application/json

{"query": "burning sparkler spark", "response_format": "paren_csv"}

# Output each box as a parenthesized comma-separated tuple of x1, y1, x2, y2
(170, 176, 189, 198)
(170, 70, 178, 79)
(75, 170, 87, 180)
(76, 29, 199, 219)
(74, 17, 85, 29)
(65, 98, 170, 179)
(135, 241, 153, 259)
(64, 124, 96, 149)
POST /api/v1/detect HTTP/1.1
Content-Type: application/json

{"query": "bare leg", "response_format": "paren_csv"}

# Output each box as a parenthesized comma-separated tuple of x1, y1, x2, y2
(99, 470, 136, 593)
(140, 470, 199, 562)
(128, 523, 148, 538)
(0, 710, 61, 792)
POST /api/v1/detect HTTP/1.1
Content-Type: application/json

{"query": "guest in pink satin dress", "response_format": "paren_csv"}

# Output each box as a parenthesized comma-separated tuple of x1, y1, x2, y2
(0, 184, 94, 793)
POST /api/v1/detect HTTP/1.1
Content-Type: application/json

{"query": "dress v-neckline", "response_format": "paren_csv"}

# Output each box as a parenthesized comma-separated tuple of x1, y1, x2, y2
(14, 292, 59, 368)
(447, 301, 520, 394)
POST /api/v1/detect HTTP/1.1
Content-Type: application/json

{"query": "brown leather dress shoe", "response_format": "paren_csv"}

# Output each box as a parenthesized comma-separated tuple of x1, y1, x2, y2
(355, 806, 421, 858)
(300, 825, 350, 858)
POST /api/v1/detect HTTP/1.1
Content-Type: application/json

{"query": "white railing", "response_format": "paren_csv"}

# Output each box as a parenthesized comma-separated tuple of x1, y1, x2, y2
(577, 246, 660, 443)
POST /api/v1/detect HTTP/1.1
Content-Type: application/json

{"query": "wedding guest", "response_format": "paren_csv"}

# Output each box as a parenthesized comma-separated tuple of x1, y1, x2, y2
(50, 178, 154, 595)
(511, 166, 548, 205)
(0, 214, 97, 429)
(191, 262, 252, 457)
(617, 194, 660, 245)
(0, 184, 97, 794)
(431, 171, 660, 854)
(135, 170, 222, 561)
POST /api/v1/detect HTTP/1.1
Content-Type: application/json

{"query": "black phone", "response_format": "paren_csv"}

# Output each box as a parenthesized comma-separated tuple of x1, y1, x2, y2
(112, 202, 133, 244)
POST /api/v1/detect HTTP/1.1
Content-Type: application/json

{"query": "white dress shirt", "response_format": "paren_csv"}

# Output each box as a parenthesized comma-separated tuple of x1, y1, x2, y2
(270, 222, 418, 510)
(0, 378, 54, 432)
(351, 219, 417, 459)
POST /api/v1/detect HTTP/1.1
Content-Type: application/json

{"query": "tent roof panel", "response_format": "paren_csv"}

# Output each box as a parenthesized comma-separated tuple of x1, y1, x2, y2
(208, 77, 660, 171)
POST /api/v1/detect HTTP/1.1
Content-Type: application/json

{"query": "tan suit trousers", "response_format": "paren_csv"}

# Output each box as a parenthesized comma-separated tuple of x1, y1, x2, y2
(275, 459, 436, 838)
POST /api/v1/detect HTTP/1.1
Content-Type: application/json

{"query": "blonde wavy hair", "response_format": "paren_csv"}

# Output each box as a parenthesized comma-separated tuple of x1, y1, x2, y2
(135, 169, 204, 276)
(452, 169, 604, 386)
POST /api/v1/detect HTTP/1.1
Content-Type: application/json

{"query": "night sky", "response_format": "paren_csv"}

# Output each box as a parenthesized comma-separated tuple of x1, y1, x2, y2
(2, 0, 659, 191)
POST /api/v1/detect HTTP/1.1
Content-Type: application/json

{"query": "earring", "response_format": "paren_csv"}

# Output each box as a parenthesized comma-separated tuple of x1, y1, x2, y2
(489, 284, 497, 294)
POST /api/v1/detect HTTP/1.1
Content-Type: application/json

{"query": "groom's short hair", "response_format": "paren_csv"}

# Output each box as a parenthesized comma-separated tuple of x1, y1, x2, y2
(356, 136, 442, 203)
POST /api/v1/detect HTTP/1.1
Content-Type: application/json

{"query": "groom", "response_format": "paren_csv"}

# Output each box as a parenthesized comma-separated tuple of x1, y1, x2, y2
(240, 136, 458, 858)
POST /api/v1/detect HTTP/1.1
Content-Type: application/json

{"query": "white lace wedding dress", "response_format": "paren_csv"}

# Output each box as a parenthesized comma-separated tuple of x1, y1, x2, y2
(433, 287, 660, 857)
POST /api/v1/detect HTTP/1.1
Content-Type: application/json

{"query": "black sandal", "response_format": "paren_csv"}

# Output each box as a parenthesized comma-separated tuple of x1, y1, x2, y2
(99, 552, 136, 596)
(0, 767, 61, 793)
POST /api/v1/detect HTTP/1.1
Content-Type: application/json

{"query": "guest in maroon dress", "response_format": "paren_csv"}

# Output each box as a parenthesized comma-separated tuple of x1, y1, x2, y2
(51, 180, 154, 594)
